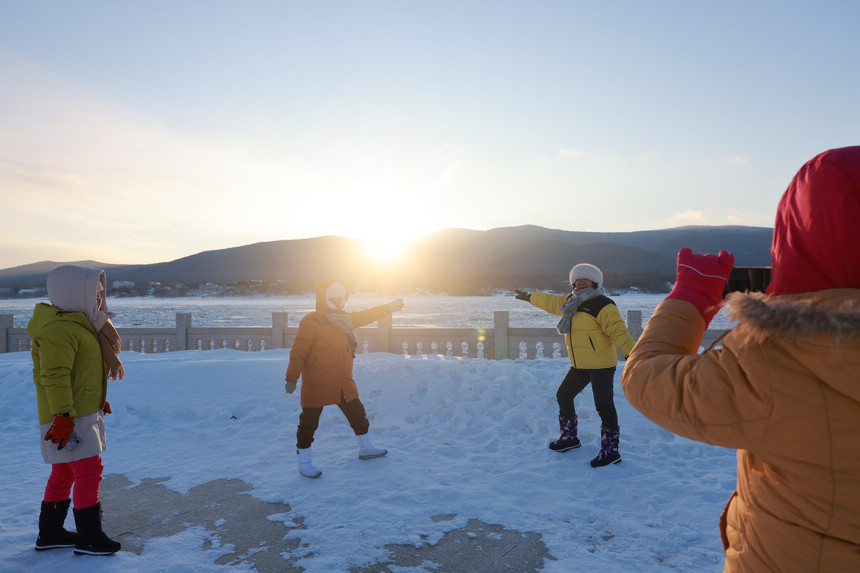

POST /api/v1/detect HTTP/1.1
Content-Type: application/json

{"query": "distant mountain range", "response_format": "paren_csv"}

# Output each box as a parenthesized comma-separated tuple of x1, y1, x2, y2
(0, 225, 773, 295)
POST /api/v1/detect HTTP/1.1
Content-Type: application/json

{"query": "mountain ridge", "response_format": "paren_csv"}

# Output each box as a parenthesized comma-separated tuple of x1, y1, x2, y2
(0, 224, 773, 294)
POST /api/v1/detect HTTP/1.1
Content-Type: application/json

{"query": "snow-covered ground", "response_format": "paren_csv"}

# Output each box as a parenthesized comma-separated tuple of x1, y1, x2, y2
(0, 357, 736, 570)
(0, 294, 737, 572)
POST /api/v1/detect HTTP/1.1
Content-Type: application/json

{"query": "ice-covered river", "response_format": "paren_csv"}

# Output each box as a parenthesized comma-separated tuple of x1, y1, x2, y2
(1, 292, 734, 330)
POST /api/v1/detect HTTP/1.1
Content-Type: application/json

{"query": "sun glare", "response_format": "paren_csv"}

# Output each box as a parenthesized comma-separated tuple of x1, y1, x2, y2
(361, 235, 412, 265)
(357, 221, 440, 265)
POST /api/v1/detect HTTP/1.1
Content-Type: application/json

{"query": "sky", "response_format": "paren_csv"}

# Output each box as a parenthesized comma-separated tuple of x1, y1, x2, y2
(1, 0, 859, 269)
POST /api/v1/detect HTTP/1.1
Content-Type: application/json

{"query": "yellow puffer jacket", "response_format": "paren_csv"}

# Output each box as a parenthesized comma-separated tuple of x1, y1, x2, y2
(622, 290, 860, 572)
(27, 302, 107, 424)
(529, 292, 635, 369)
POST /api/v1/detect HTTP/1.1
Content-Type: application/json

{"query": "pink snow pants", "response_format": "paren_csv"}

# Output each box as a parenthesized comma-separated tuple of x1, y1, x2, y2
(43, 455, 103, 509)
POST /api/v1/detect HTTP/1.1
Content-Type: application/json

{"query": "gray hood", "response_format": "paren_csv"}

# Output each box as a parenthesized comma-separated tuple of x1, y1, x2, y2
(46, 265, 114, 331)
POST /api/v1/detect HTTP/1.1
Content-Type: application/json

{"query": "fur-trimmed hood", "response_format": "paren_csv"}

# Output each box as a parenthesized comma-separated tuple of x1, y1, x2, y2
(725, 288, 860, 406)
(726, 289, 860, 342)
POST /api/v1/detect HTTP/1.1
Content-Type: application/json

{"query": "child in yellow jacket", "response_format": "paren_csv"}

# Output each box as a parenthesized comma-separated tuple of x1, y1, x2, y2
(515, 263, 635, 467)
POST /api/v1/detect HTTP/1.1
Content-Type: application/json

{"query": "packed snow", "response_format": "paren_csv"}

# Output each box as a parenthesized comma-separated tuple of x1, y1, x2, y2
(0, 295, 737, 572)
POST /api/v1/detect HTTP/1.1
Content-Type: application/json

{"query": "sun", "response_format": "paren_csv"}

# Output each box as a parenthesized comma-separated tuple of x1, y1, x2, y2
(361, 235, 412, 265)
(357, 221, 439, 266)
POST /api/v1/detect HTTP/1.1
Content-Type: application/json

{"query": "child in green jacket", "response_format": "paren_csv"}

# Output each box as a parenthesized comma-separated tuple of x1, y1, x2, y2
(28, 265, 124, 555)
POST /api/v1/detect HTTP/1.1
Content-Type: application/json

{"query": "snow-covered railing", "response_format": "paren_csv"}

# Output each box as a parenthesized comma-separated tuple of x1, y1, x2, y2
(1, 311, 729, 359)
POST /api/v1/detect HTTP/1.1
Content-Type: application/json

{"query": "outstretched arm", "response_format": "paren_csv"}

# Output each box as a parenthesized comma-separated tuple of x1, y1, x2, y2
(351, 298, 403, 328)
(527, 291, 568, 317)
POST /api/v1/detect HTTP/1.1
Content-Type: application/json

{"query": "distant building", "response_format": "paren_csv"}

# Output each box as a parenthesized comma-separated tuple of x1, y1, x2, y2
(18, 288, 46, 296)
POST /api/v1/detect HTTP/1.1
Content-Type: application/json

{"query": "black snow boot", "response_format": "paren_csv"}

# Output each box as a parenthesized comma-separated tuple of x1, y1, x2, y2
(35, 499, 78, 551)
(72, 502, 121, 555)
(590, 426, 622, 467)
(549, 416, 581, 452)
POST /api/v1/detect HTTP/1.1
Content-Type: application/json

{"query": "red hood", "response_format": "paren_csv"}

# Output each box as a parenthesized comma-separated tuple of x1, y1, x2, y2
(768, 146, 860, 295)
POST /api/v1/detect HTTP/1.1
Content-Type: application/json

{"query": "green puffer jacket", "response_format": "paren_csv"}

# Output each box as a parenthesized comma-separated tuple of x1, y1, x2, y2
(28, 302, 107, 424)
(529, 292, 636, 369)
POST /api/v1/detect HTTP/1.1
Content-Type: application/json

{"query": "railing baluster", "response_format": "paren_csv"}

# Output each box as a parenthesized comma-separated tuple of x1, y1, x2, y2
(0, 310, 727, 359)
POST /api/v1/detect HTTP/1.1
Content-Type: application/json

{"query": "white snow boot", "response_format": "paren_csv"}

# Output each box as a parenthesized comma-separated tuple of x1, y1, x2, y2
(356, 433, 388, 460)
(297, 447, 322, 479)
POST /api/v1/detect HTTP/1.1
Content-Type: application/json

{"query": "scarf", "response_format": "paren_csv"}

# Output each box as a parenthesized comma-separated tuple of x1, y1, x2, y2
(323, 310, 358, 355)
(98, 318, 124, 381)
(556, 287, 602, 335)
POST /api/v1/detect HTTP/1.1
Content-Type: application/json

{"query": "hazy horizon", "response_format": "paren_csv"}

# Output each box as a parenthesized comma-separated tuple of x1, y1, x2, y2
(0, 221, 776, 271)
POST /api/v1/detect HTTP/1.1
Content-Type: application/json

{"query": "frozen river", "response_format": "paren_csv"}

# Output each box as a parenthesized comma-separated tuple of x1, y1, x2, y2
(1, 292, 734, 330)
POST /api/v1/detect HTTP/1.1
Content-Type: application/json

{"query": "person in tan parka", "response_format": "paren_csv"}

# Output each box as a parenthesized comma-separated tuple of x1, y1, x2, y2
(284, 280, 403, 478)
(622, 146, 860, 572)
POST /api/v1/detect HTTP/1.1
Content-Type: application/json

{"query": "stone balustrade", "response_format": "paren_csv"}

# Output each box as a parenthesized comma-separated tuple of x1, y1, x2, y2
(1, 310, 730, 359)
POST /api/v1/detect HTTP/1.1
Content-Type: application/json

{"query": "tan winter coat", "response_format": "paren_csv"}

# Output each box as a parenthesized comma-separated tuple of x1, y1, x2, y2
(622, 290, 860, 572)
(285, 283, 392, 408)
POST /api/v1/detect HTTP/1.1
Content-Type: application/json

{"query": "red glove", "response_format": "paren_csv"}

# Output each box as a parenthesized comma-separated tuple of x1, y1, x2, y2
(666, 248, 735, 327)
(44, 415, 76, 450)
(103, 401, 112, 414)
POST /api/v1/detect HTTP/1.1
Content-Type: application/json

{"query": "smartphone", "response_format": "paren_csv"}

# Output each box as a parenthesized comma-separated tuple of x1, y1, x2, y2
(63, 432, 80, 452)
(725, 266, 771, 294)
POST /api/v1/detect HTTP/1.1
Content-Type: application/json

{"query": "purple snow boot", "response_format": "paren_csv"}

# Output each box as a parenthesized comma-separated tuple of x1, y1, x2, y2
(590, 426, 622, 467)
(549, 416, 581, 452)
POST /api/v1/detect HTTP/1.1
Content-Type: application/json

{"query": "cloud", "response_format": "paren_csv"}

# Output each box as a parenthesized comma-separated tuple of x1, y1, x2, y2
(720, 155, 747, 164)
(668, 207, 748, 227)
(669, 209, 705, 224)
(558, 148, 587, 159)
